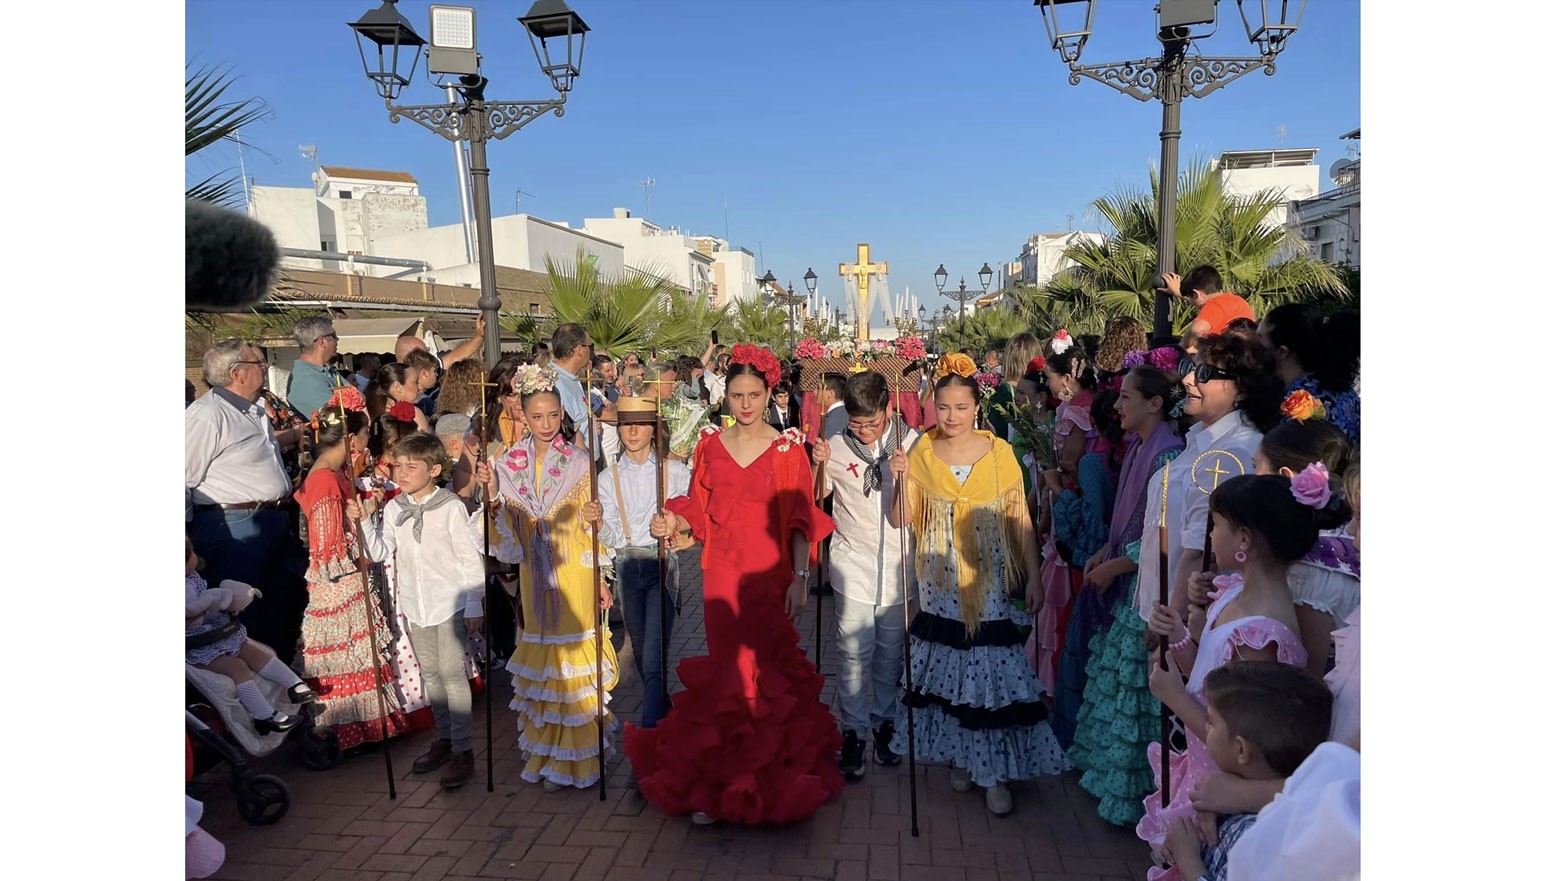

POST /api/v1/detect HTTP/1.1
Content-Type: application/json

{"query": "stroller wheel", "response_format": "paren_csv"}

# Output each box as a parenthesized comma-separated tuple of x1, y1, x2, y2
(298, 726, 342, 771)
(233, 773, 290, 826)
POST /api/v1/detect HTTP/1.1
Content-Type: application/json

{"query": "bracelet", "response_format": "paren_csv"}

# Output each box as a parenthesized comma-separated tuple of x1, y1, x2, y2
(1169, 633, 1193, 651)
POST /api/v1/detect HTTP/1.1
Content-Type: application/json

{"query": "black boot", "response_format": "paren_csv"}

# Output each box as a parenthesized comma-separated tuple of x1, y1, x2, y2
(838, 729, 867, 781)
(873, 720, 902, 766)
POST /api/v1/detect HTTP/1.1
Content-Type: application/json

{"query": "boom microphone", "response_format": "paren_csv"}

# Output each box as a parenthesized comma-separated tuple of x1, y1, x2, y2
(186, 199, 279, 312)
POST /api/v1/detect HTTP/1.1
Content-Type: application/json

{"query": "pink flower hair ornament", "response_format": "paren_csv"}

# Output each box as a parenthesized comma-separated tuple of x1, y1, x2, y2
(1291, 462, 1332, 509)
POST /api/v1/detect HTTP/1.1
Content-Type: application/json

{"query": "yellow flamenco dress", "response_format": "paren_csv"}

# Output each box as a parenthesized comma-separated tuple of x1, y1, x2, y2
(490, 434, 619, 789)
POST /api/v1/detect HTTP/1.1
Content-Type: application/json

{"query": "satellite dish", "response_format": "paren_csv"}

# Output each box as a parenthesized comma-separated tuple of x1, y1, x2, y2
(1329, 158, 1355, 186)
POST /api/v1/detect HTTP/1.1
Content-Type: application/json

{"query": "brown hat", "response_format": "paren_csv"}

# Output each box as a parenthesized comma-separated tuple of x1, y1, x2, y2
(615, 395, 658, 425)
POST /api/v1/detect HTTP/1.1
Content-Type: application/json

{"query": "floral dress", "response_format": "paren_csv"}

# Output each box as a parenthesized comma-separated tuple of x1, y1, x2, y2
(293, 468, 407, 750)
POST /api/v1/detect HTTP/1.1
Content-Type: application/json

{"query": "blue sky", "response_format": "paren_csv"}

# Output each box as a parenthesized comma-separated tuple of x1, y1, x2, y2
(186, 0, 1360, 320)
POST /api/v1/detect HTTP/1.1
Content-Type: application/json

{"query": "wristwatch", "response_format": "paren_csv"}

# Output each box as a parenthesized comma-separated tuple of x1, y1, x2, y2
(794, 568, 810, 579)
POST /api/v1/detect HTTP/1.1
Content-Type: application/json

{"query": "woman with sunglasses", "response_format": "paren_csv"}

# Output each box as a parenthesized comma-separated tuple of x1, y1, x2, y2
(1136, 334, 1285, 642)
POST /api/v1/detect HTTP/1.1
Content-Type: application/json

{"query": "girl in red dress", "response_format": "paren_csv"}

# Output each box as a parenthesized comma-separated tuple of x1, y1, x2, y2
(293, 391, 408, 749)
(625, 344, 841, 826)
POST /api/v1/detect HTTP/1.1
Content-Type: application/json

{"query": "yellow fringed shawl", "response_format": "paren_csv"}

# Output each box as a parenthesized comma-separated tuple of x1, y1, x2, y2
(905, 429, 1029, 635)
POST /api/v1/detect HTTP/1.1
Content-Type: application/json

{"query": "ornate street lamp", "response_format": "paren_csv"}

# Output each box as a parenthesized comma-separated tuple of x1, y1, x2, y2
(978, 262, 994, 294)
(933, 263, 948, 293)
(349, 0, 592, 368)
(1035, 0, 1306, 341)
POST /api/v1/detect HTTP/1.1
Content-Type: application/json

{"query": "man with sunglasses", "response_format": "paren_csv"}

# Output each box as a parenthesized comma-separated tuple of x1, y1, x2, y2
(285, 316, 342, 420)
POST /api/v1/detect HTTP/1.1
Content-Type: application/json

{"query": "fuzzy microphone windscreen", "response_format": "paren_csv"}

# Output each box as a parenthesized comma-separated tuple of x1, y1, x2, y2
(186, 200, 279, 312)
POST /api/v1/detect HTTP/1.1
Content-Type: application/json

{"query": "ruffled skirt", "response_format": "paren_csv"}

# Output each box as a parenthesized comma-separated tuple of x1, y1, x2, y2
(898, 612, 1069, 787)
(1067, 601, 1161, 826)
(509, 626, 619, 788)
(295, 566, 408, 749)
(623, 606, 843, 824)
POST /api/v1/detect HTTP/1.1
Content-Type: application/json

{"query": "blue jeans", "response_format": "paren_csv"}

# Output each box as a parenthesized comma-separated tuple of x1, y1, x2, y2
(618, 552, 676, 728)
(190, 507, 307, 661)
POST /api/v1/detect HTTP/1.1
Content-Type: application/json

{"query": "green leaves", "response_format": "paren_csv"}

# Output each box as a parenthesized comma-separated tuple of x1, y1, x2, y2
(186, 64, 271, 207)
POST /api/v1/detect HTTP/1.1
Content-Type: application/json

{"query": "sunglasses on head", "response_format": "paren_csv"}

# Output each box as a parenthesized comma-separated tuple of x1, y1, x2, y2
(1194, 363, 1237, 384)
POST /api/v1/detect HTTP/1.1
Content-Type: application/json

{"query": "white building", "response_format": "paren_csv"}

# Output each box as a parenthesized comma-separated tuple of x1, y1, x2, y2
(583, 209, 715, 295)
(372, 214, 624, 280)
(249, 165, 623, 285)
(693, 236, 759, 307)
(249, 166, 430, 275)
(1012, 231, 1109, 288)
(1213, 149, 1320, 232)
(1288, 129, 1360, 269)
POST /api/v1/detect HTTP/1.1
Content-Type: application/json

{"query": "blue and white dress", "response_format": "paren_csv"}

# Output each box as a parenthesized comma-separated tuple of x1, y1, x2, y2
(896, 463, 1071, 787)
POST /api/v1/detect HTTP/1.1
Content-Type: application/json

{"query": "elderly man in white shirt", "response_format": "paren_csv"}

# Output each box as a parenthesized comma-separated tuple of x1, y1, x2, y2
(810, 371, 919, 782)
(598, 397, 692, 728)
(186, 338, 309, 657)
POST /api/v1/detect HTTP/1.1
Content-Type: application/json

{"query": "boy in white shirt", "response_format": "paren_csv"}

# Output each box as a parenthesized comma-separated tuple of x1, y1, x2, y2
(810, 371, 918, 781)
(597, 397, 692, 728)
(350, 433, 486, 790)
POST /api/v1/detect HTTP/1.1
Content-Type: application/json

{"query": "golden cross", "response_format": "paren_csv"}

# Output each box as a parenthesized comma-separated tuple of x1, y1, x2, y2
(838, 242, 889, 342)
(1190, 449, 1245, 496)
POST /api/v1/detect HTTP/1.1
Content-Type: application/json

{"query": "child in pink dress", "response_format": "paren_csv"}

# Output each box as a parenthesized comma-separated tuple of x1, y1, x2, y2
(1138, 467, 1342, 881)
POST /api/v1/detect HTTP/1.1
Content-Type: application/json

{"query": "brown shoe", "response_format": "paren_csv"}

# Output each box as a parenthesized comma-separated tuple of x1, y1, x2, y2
(413, 739, 453, 774)
(441, 750, 474, 790)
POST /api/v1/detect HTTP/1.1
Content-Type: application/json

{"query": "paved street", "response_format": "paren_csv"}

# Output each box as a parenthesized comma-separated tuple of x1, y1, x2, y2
(192, 549, 1153, 881)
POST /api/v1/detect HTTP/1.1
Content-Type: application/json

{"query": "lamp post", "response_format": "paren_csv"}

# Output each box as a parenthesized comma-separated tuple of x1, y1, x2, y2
(935, 264, 985, 353)
(1036, 0, 1305, 342)
(939, 306, 955, 352)
(349, 0, 591, 368)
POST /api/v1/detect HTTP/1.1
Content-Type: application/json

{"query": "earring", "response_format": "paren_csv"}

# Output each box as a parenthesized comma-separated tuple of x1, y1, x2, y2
(1235, 550, 1247, 564)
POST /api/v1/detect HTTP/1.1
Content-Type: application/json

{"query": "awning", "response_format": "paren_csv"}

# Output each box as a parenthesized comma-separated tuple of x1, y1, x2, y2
(331, 317, 429, 356)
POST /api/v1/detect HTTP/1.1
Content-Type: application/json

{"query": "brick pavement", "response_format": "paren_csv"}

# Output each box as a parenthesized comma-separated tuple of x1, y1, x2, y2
(192, 549, 1153, 881)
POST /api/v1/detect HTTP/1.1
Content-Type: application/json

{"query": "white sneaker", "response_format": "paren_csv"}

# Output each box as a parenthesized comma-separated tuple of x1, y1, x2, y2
(985, 784, 1013, 816)
(950, 767, 974, 793)
(691, 811, 719, 826)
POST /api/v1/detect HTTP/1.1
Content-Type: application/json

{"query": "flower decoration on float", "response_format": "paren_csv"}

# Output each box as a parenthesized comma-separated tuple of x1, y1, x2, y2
(895, 335, 927, 362)
(793, 337, 829, 360)
(513, 364, 559, 396)
(1290, 461, 1333, 509)
(1281, 389, 1328, 422)
(1050, 329, 1074, 355)
(934, 352, 978, 380)
(730, 343, 782, 387)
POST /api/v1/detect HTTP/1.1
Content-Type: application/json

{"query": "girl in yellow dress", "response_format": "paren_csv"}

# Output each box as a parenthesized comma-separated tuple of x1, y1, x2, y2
(483, 365, 618, 791)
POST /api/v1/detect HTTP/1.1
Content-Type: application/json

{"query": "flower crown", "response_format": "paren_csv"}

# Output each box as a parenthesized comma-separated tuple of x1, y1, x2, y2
(513, 364, 559, 397)
(934, 352, 977, 380)
(1281, 389, 1328, 422)
(1290, 461, 1332, 509)
(730, 343, 781, 387)
(388, 401, 417, 423)
(1050, 329, 1074, 355)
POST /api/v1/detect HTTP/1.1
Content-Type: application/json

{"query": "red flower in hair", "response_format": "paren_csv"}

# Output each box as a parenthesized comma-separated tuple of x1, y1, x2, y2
(730, 343, 782, 387)
(326, 385, 366, 414)
(389, 401, 417, 423)
(1028, 357, 1046, 373)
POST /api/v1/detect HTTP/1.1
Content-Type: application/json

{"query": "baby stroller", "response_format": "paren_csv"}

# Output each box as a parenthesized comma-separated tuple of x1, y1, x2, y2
(186, 653, 343, 825)
(185, 707, 290, 826)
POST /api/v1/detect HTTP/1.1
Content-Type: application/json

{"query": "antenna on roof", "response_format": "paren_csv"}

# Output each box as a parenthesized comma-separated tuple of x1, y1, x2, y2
(300, 144, 320, 190)
(641, 177, 656, 220)
(1277, 125, 1286, 145)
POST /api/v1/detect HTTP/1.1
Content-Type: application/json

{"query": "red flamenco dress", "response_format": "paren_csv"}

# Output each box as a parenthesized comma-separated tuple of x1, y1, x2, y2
(624, 426, 842, 824)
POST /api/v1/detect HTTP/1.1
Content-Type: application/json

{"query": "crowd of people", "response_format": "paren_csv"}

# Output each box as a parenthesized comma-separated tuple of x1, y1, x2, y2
(185, 263, 1359, 880)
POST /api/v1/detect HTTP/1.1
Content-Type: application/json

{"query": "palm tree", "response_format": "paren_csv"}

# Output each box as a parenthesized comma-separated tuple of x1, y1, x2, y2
(1048, 157, 1348, 332)
(939, 308, 1031, 355)
(186, 64, 271, 207)
(730, 297, 793, 354)
(541, 251, 678, 355)
(653, 286, 730, 356)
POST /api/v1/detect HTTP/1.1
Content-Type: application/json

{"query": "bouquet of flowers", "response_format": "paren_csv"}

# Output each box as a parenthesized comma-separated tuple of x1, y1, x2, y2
(975, 371, 1002, 390)
(895, 335, 926, 362)
(793, 337, 829, 360)
(661, 387, 711, 460)
(829, 338, 856, 358)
